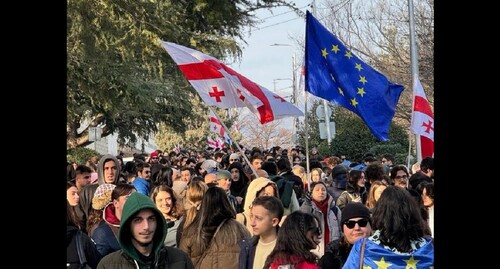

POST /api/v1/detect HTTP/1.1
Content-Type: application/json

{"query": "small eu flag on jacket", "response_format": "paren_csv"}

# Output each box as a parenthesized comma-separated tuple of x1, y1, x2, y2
(305, 11, 404, 141)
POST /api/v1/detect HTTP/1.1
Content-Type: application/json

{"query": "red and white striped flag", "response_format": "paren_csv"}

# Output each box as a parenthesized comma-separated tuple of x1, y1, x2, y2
(410, 78, 434, 161)
(160, 41, 304, 124)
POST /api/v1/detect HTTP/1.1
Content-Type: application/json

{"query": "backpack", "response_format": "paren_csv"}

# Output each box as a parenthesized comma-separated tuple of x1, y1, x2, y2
(270, 175, 294, 208)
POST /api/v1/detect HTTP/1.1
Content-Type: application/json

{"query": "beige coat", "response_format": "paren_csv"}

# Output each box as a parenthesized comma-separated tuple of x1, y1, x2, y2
(180, 218, 250, 269)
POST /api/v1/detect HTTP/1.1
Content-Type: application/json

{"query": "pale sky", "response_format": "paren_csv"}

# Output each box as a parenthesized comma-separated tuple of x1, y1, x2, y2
(229, 0, 318, 130)
(235, 0, 310, 99)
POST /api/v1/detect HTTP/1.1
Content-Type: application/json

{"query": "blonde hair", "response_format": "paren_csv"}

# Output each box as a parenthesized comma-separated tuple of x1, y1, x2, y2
(366, 180, 388, 209)
(183, 181, 208, 229)
(292, 165, 307, 187)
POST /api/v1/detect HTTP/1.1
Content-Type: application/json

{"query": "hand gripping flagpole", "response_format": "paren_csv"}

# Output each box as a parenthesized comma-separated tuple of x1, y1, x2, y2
(207, 106, 259, 179)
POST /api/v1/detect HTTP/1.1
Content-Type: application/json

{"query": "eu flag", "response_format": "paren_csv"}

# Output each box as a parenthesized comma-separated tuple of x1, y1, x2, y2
(305, 11, 404, 141)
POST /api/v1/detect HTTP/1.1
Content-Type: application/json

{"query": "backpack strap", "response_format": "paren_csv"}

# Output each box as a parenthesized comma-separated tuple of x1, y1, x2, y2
(75, 230, 88, 266)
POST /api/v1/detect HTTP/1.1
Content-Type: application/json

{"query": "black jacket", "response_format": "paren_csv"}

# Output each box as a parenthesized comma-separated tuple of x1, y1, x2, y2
(67, 225, 102, 269)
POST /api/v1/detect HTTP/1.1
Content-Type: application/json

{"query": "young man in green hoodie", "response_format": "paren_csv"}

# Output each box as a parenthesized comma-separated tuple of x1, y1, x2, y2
(97, 192, 194, 269)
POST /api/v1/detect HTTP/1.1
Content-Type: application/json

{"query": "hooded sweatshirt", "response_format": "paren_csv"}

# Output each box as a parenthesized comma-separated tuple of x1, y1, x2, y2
(97, 192, 194, 269)
(79, 154, 121, 219)
(236, 177, 279, 234)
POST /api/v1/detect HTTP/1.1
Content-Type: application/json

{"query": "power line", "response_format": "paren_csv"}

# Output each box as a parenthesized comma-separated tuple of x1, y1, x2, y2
(246, 5, 309, 33)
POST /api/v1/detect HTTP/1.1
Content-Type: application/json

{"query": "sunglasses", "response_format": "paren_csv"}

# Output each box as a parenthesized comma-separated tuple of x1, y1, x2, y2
(395, 175, 408, 180)
(344, 218, 369, 229)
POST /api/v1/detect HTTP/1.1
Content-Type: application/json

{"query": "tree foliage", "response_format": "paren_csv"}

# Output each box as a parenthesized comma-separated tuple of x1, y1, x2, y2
(238, 112, 293, 150)
(67, 147, 101, 165)
(67, 0, 301, 149)
(154, 100, 238, 152)
(296, 100, 408, 162)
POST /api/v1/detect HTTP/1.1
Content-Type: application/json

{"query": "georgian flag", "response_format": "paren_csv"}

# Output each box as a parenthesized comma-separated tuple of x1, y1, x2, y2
(160, 41, 304, 124)
(209, 110, 231, 145)
(207, 135, 224, 149)
(410, 78, 434, 160)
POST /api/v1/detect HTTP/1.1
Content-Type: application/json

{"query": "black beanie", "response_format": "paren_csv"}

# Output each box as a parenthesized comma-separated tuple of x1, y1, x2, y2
(340, 203, 371, 224)
(331, 165, 348, 177)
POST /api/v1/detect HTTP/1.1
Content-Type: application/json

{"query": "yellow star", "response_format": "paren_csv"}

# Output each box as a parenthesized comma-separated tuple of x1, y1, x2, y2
(331, 44, 340, 53)
(338, 87, 344, 96)
(345, 51, 353, 59)
(322, 48, 328, 58)
(330, 73, 336, 81)
(357, 87, 366, 97)
(359, 75, 367, 84)
(404, 256, 419, 269)
(351, 98, 358, 107)
(373, 257, 392, 269)
(355, 63, 363, 71)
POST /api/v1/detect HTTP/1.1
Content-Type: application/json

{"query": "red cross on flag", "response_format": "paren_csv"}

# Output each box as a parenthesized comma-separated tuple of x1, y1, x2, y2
(207, 135, 224, 149)
(160, 41, 304, 124)
(209, 110, 231, 145)
(410, 78, 434, 160)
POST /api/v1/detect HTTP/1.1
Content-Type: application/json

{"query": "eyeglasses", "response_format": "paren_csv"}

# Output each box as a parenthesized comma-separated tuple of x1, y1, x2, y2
(395, 175, 408, 180)
(344, 218, 369, 229)
(151, 157, 159, 160)
(308, 226, 322, 236)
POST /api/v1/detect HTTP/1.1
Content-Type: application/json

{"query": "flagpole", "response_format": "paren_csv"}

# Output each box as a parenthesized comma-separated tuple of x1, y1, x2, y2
(207, 106, 259, 178)
(408, 0, 421, 165)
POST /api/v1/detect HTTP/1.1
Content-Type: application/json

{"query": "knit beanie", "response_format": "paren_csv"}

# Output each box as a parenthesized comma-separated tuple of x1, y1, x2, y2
(92, 183, 116, 210)
(340, 202, 371, 224)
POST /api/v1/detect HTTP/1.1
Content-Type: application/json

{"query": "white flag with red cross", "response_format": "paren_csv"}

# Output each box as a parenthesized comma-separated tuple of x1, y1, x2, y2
(160, 41, 303, 124)
(410, 78, 434, 160)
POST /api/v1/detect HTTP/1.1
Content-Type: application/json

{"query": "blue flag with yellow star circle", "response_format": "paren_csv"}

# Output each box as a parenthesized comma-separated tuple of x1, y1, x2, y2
(305, 11, 404, 141)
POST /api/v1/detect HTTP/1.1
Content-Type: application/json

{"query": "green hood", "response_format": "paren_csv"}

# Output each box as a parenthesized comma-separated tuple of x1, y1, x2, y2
(118, 192, 166, 265)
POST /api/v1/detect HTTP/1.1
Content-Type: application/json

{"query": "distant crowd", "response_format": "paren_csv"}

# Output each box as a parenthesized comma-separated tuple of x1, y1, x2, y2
(67, 145, 434, 269)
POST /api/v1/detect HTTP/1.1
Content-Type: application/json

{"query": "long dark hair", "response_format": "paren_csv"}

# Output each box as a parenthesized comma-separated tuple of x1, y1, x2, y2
(153, 166, 175, 187)
(371, 186, 427, 252)
(187, 186, 236, 253)
(66, 182, 80, 227)
(264, 211, 319, 268)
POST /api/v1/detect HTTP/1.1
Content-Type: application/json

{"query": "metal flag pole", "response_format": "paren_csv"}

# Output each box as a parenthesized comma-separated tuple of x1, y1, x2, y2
(407, 0, 420, 167)
(207, 106, 259, 179)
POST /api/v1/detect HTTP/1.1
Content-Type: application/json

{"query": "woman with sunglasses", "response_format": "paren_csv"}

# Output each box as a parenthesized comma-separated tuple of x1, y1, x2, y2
(342, 186, 434, 269)
(319, 203, 372, 268)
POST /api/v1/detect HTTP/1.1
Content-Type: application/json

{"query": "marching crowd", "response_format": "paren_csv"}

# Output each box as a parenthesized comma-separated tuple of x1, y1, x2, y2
(67, 146, 434, 269)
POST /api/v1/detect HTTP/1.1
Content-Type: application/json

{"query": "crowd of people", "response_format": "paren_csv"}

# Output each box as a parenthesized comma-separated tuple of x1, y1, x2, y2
(67, 146, 434, 268)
